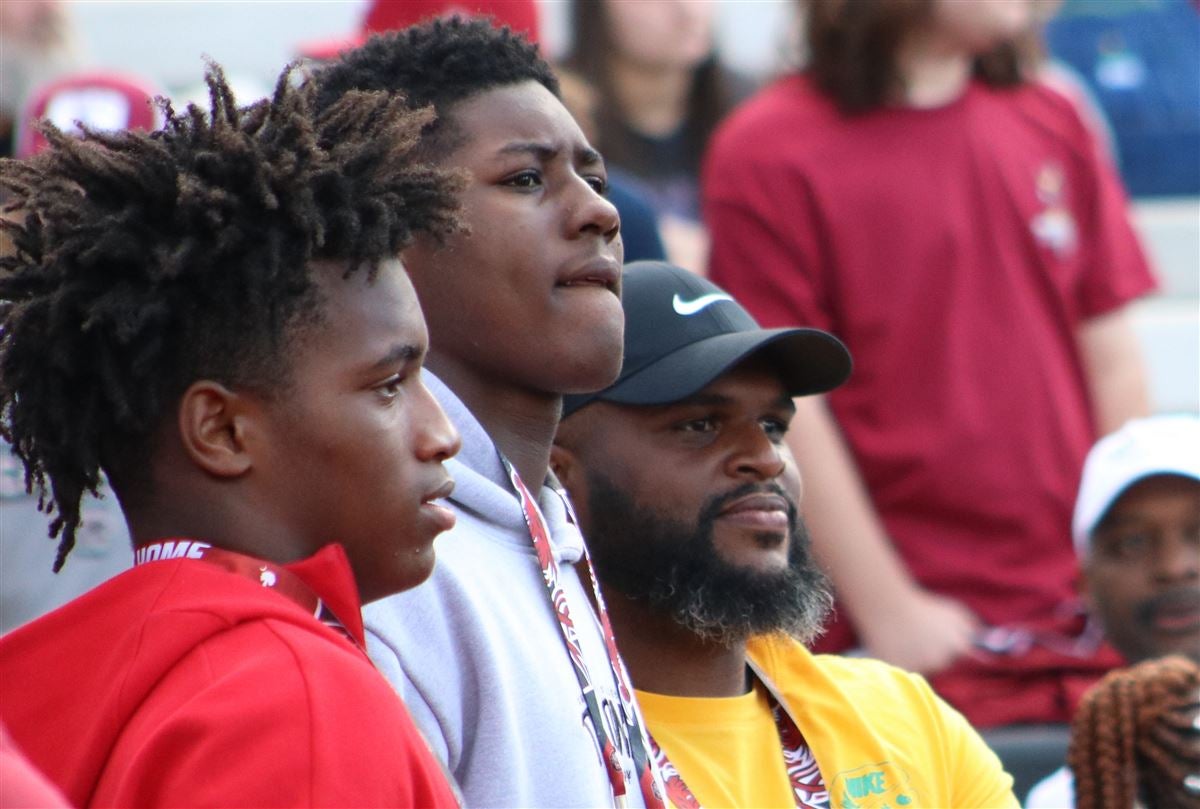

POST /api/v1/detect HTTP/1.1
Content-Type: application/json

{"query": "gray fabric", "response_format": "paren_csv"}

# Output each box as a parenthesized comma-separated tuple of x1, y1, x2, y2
(364, 373, 653, 808)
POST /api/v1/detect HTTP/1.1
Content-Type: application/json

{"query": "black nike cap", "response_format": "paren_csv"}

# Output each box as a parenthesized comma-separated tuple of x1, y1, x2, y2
(562, 261, 852, 417)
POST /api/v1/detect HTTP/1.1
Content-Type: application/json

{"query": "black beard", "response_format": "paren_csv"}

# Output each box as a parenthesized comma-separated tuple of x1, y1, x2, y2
(583, 473, 832, 648)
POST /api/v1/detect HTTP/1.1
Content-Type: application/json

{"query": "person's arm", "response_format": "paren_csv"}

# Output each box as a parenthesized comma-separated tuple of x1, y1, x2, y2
(790, 396, 979, 674)
(1078, 305, 1151, 436)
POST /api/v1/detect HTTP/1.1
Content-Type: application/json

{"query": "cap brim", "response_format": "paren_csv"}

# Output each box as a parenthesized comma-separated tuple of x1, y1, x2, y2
(599, 327, 851, 406)
(1074, 463, 1200, 553)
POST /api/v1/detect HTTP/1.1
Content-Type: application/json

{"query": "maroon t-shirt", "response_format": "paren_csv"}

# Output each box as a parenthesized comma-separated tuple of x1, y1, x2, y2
(704, 75, 1154, 725)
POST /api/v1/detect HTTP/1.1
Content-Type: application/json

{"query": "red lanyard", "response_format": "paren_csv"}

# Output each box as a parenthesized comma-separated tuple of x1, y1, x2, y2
(133, 540, 360, 651)
(650, 668, 829, 809)
(503, 460, 665, 809)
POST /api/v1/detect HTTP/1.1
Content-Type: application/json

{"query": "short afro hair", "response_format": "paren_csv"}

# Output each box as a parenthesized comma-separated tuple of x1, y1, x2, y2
(0, 62, 462, 570)
(311, 16, 560, 159)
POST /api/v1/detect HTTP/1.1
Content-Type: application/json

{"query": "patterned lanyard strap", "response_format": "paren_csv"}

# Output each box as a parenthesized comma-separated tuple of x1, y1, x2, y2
(503, 459, 665, 809)
(133, 540, 360, 651)
(649, 668, 829, 809)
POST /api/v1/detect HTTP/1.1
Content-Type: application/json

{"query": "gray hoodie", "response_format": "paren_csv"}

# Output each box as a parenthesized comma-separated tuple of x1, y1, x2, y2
(364, 373, 656, 808)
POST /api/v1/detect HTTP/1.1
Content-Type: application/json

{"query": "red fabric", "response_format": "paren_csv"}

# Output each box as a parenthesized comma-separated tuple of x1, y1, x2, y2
(703, 75, 1156, 726)
(296, 0, 539, 63)
(17, 72, 161, 159)
(0, 726, 69, 808)
(363, 0, 539, 41)
(0, 544, 458, 808)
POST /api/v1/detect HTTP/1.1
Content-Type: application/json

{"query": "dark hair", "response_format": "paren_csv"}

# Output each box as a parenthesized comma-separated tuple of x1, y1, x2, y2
(311, 16, 559, 160)
(1068, 655, 1200, 809)
(803, 0, 1026, 115)
(0, 62, 462, 570)
(564, 1, 734, 177)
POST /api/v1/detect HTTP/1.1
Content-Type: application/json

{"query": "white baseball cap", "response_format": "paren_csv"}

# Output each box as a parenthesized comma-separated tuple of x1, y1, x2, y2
(1073, 414, 1200, 556)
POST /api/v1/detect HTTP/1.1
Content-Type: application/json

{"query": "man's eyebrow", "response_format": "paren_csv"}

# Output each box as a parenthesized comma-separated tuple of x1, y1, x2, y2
(496, 141, 605, 167)
(365, 343, 422, 374)
(576, 145, 603, 167)
(497, 141, 559, 161)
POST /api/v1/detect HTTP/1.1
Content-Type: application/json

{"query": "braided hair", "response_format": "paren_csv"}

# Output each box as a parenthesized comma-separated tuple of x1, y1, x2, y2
(1069, 655, 1200, 809)
(310, 16, 559, 159)
(0, 61, 462, 570)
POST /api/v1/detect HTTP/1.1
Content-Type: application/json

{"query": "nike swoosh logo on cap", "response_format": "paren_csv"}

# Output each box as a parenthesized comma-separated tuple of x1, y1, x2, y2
(672, 292, 734, 316)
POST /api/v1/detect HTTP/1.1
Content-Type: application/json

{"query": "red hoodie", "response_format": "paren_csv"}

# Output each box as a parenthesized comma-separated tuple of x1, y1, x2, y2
(0, 543, 458, 808)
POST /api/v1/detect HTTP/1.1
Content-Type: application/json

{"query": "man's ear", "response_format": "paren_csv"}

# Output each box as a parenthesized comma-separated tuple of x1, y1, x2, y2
(550, 441, 592, 534)
(177, 380, 257, 478)
(549, 442, 581, 494)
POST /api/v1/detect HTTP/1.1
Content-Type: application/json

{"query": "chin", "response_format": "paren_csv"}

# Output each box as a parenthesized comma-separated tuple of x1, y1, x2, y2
(556, 349, 624, 395)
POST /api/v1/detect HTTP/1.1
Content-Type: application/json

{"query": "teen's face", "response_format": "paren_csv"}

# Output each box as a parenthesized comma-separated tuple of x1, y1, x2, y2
(604, 0, 716, 70)
(259, 260, 460, 603)
(403, 81, 624, 397)
(1084, 475, 1200, 665)
(930, 0, 1034, 53)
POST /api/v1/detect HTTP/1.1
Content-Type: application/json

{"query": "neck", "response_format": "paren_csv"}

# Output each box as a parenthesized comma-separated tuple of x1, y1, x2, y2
(125, 493, 308, 566)
(600, 583, 749, 697)
(894, 30, 973, 108)
(609, 57, 693, 137)
(428, 353, 560, 494)
(122, 440, 317, 566)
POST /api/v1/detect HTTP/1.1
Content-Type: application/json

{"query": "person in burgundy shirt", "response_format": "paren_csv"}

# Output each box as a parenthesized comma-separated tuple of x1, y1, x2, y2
(703, 0, 1157, 727)
(0, 62, 463, 806)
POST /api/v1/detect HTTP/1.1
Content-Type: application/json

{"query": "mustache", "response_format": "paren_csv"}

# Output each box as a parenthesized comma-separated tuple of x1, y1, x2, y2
(1135, 587, 1200, 626)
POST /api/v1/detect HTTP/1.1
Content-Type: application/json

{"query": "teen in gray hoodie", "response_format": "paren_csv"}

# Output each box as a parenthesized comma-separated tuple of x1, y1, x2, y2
(311, 19, 665, 808)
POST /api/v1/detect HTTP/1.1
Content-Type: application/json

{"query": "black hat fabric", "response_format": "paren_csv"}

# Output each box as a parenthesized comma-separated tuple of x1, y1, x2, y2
(562, 261, 852, 417)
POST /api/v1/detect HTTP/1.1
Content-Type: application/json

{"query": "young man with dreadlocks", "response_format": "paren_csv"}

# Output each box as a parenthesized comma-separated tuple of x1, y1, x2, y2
(311, 19, 667, 808)
(0, 62, 464, 807)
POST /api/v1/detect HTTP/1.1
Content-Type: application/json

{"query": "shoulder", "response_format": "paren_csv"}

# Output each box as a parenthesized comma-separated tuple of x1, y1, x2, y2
(975, 80, 1096, 153)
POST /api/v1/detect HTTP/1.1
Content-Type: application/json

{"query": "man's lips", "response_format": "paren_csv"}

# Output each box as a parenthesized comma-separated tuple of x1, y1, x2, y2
(420, 478, 457, 533)
(421, 478, 455, 504)
(556, 257, 620, 291)
(1139, 589, 1200, 634)
(717, 493, 790, 530)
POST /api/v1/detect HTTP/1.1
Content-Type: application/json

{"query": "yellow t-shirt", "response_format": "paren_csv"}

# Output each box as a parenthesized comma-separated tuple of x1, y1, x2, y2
(633, 638, 1018, 808)
(636, 681, 796, 809)
(746, 636, 1019, 809)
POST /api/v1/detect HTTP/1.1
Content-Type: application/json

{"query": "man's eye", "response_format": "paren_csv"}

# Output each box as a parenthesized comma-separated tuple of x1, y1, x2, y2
(679, 418, 717, 433)
(1108, 533, 1151, 559)
(378, 374, 406, 399)
(761, 418, 790, 441)
(504, 171, 541, 189)
(585, 175, 609, 195)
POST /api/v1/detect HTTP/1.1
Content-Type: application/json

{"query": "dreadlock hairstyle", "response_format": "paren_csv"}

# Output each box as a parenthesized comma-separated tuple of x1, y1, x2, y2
(802, 0, 1030, 115)
(310, 16, 559, 160)
(0, 61, 462, 571)
(1069, 655, 1200, 809)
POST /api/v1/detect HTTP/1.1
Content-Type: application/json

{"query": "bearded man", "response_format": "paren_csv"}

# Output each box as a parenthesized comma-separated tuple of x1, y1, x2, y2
(552, 261, 1018, 809)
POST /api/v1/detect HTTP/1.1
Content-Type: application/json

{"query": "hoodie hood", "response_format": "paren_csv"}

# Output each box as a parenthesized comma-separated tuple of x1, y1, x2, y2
(425, 372, 585, 565)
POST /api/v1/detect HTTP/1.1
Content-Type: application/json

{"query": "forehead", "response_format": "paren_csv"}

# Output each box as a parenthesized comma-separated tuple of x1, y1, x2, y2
(1101, 474, 1200, 523)
(446, 80, 594, 157)
(305, 258, 425, 349)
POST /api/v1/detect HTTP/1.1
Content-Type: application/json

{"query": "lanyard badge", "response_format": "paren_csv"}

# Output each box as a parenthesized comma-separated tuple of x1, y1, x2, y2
(503, 459, 665, 809)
